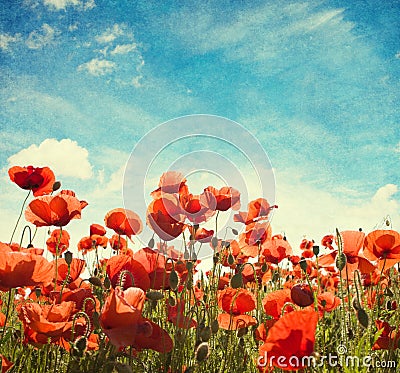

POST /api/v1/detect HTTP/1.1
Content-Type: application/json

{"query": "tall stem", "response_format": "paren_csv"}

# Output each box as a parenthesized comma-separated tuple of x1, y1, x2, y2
(9, 190, 31, 244)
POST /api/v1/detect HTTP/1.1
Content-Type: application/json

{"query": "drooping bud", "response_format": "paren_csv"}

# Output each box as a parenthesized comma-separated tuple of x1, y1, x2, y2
(195, 342, 210, 362)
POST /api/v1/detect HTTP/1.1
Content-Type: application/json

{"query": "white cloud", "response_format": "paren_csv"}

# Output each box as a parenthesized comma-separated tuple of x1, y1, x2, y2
(26, 24, 59, 49)
(95, 24, 125, 44)
(0, 32, 22, 52)
(42, 0, 95, 11)
(395, 142, 400, 153)
(110, 43, 137, 55)
(8, 138, 93, 180)
(77, 58, 115, 76)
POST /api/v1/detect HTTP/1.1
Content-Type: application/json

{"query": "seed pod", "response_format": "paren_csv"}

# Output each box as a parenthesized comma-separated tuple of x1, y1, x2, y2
(261, 263, 268, 272)
(312, 245, 320, 256)
(211, 237, 218, 249)
(75, 336, 87, 352)
(231, 228, 238, 235)
(357, 308, 369, 328)
(336, 252, 347, 271)
(230, 272, 243, 289)
(169, 270, 179, 291)
(34, 287, 41, 298)
(148, 237, 155, 248)
(64, 251, 73, 265)
(200, 326, 212, 342)
(186, 261, 194, 271)
(195, 342, 210, 362)
(114, 363, 133, 373)
(213, 255, 219, 264)
(89, 277, 103, 288)
(352, 297, 361, 311)
(146, 291, 164, 301)
(211, 319, 219, 334)
(227, 254, 235, 266)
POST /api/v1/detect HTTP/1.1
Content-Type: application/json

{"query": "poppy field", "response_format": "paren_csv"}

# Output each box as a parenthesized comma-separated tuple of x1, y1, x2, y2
(0, 165, 399, 373)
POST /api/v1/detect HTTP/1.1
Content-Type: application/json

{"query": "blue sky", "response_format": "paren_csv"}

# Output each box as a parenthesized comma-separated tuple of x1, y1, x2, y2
(0, 0, 399, 253)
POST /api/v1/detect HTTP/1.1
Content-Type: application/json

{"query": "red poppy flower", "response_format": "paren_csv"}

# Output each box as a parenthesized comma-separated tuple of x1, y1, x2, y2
(204, 186, 241, 211)
(363, 229, 400, 270)
(8, 165, 55, 197)
(25, 190, 87, 227)
(262, 289, 294, 320)
(0, 246, 54, 291)
(109, 234, 128, 252)
(258, 309, 318, 371)
(17, 301, 87, 350)
(290, 284, 314, 307)
(321, 234, 334, 250)
(46, 229, 70, 255)
(105, 208, 143, 238)
(217, 287, 257, 330)
(188, 226, 214, 243)
(179, 189, 216, 224)
(0, 354, 13, 372)
(106, 254, 150, 291)
(167, 299, 197, 329)
(234, 198, 277, 225)
(90, 223, 106, 236)
(77, 234, 108, 255)
(372, 320, 400, 350)
(100, 287, 173, 352)
(52, 258, 86, 287)
(146, 194, 187, 241)
(244, 222, 272, 247)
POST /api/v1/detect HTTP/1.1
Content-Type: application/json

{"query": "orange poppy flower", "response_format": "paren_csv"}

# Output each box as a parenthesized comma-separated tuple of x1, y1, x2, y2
(106, 254, 150, 291)
(262, 289, 294, 320)
(234, 198, 277, 225)
(146, 194, 187, 241)
(104, 208, 143, 238)
(0, 246, 54, 291)
(217, 287, 257, 330)
(363, 229, 400, 270)
(261, 235, 293, 265)
(188, 226, 214, 243)
(8, 165, 55, 197)
(52, 258, 86, 287)
(321, 234, 334, 250)
(109, 234, 127, 252)
(46, 229, 70, 255)
(150, 171, 187, 198)
(258, 309, 318, 371)
(17, 301, 87, 350)
(25, 190, 87, 227)
(100, 287, 173, 352)
(167, 299, 197, 329)
(77, 234, 108, 255)
(1, 242, 44, 256)
(204, 186, 241, 211)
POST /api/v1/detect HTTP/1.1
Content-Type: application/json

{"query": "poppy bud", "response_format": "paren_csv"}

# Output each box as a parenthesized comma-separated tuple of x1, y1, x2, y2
(211, 319, 219, 334)
(148, 237, 155, 248)
(75, 336, 87, 352)
(186, 261, 194, 271)
(336, 252, 347, 271)
(64, 250, 73, 265)
(227, 254, 235, 266)
(34, 287, 41, 298)
(169, 270, 179, 291)
(237, 327, 248, 338)
(104, 276, 111, 289)
(312, 245, 320, 256)
(230, 272, 243, 289)
(114, 363, 133, 373)
(89, 277, 103, 288)
(261, 263, 268, 272)
(231, 228, 238, 235)
(195, 342, 210, 362)
(352, 297, 361, 311)
(211, 237, 218, 249)
(299, 258, 308, 272)
(200, 326, 212, 342)
(213, 255, 219, 264)
(52, 181, 61, 192)
(146, 291, 164, 301)
(291, 284, 314, 307)
(357, 308, 369, 328)
(168, 295, 176, 307)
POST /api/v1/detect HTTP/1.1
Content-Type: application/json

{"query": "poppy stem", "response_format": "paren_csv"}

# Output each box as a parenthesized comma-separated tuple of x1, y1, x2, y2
(9, 190, 31, 245)
(54, 227, 63, 291)
(0, 288, 14, 344)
